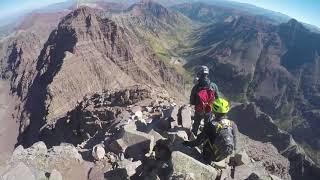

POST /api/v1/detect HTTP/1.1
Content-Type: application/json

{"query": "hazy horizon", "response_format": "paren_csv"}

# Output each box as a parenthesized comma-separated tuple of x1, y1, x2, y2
(0, 0, 319, 28)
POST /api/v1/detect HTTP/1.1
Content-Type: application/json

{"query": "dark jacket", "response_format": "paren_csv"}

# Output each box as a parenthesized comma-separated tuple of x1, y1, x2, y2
(190, 77, 220, 105)
(185, 117, 238, 151)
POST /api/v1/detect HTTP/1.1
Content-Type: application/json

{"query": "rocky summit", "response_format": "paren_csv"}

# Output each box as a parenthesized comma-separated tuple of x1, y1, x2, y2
(0, 0, 320, 180)
(0, 86, 292, 180)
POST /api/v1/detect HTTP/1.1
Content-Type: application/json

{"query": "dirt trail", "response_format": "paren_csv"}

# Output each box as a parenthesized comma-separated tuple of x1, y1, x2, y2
(0, 80, 18, 164)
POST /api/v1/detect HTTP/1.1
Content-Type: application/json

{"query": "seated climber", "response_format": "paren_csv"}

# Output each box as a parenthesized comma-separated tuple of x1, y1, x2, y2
(189, 65, 220, 136)
(183, 98, 238, 164)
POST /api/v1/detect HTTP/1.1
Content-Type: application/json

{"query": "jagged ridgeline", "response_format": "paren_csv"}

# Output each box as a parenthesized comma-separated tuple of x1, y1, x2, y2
(0, 0, 320, 180)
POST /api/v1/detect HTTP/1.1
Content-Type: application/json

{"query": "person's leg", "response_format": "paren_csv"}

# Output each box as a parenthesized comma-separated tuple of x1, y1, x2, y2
(202, 145, 213, 165)
(192, 111, 202, 135)
(204, 112, 212, 124)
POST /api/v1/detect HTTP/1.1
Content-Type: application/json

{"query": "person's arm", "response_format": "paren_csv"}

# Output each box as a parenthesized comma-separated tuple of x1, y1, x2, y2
(190, 85, 197, 105)
(232, 122, 238, 151)
(184, 132, 206, 147)
(211, 83, 220, 98)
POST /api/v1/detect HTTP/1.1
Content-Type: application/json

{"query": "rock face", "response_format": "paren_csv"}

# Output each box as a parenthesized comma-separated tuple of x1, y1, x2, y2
(229, 103, 320, 180)
(182, 8, 320, 165)
(7, 5, 185, 147)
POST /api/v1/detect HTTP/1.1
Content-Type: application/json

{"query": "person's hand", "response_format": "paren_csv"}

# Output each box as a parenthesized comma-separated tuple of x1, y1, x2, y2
(182, 141, 190, 147)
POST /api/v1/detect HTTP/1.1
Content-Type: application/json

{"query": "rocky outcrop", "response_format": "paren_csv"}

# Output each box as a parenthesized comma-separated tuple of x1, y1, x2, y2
(1, 89, 295, 180)
(229, 103, 320, 180)
(1, 142, 86, 180)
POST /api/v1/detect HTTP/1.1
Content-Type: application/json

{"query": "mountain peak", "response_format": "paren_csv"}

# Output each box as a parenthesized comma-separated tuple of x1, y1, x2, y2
(58, 6, 101, 29)
(127, 0, 170, 18)
(284, 18, 306, 31)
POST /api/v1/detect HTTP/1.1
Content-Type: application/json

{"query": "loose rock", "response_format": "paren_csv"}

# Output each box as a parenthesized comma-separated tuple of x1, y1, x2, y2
(2, 162, 36, 180)
(92, 144, 106, 161)
(171, 151, 217, 180)
(180, 106, 192, 129)
(49, 169, 63, 180)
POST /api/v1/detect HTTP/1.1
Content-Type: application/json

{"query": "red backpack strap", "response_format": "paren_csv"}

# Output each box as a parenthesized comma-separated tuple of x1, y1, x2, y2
(204, 88, 215, 113)
(195, 88, 215, 113)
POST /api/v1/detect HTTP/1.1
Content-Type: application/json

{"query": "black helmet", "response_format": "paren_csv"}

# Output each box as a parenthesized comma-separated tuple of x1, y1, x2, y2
(197, 65, 209, 77)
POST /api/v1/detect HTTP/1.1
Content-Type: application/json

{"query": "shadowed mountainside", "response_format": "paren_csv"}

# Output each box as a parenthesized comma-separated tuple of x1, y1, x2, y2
(182, 9, 320, 165)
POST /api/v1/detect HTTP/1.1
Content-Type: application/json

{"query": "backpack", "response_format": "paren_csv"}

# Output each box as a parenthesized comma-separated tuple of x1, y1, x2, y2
(195, 87, 215, 113)
(210, 119, 234, 161)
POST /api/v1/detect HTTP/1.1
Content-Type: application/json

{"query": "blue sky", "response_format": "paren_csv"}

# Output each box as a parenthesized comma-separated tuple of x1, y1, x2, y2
(0, 0, 67, 17)
(0, 0, 319, 27)
(231, 0, 320, 27)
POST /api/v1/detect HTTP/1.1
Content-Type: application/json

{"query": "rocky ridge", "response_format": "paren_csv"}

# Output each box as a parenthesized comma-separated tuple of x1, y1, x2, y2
(1, 86, 291, 180)
(3, 6, 186, 147)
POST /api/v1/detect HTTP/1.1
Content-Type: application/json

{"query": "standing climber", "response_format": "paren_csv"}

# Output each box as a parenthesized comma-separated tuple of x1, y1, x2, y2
(190, 65, 220, 136)
(183, 98, 238, 164)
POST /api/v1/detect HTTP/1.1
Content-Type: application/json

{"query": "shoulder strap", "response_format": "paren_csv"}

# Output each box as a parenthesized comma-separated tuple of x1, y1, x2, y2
(215, 119, 232, 131)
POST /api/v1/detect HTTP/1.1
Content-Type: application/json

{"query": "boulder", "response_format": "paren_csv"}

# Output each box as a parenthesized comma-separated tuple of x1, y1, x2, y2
(170, 106, 180, 128)
(134, 111, 143, 120)
(117, 159, 142, 177)
(145, 106, 153, 113)
(244, 173, 272, 180)
(168, 130, 188, 143)
(153, 140, 172, 161)
(269, 174, 282, 180)
(30, 141, 48, 154)
(119, 125, 154, 160)
(131, 106, 142, 114)
(233, 162, 270, 180)
(92, 144, 106, 160)
(212, 158, 228, 169)
(88, 166, 105, 180)
(11, 143, 83, 176)
(49, 169, 63, 180)
(171, 151, 217, 180)
(108, 139, 127, 154)
(245, 173, 261, 180)
(220, 166, 232, 180)
(234, 151, 251, 166)
(180, 106, 192, 129)
(148, 129, 165, 142)
(2, 162, 36, 180)
(104, 168, 128, 179)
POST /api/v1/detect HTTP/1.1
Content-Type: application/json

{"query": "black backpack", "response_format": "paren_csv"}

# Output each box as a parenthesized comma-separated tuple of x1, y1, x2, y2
(209, 119, 234, 161)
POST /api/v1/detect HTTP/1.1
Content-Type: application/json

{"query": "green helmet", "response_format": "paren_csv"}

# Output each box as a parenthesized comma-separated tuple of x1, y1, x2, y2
(212, 98, 230, 114)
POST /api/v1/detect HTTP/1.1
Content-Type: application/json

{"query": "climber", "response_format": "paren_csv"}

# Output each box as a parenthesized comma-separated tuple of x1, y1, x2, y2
(189, 65, 220, 136)
(183, 98, 238, 164)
